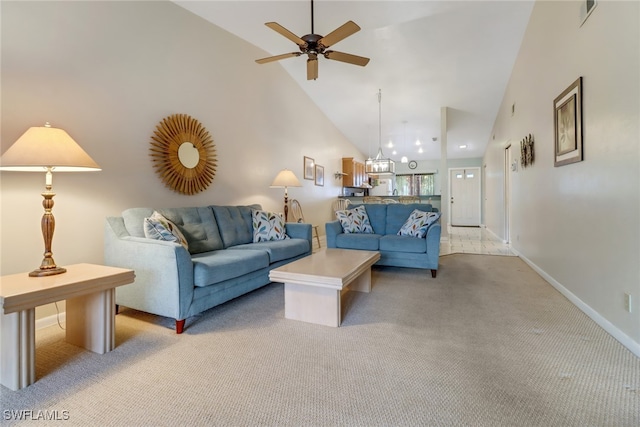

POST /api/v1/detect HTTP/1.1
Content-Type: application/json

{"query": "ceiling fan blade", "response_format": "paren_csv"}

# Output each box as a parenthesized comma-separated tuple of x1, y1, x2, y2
(324, 50, 370, 67)
(307, 54, 318, 80)
(255, 52, 301, 64)
(265, 22, 307, 47)
(318, 21, 360, 48)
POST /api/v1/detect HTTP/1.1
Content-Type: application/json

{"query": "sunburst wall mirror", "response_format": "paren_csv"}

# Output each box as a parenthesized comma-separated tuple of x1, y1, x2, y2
(150, 114, 217, 195)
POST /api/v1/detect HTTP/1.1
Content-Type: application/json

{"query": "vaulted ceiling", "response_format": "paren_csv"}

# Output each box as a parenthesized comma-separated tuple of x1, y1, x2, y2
(174, 1, 534, 161)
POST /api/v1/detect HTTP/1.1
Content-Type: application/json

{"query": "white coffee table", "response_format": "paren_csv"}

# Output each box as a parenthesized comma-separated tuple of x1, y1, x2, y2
(269, 249, 380, 327)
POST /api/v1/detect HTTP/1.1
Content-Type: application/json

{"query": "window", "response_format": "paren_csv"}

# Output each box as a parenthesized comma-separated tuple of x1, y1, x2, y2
(395, 173, 435, 196)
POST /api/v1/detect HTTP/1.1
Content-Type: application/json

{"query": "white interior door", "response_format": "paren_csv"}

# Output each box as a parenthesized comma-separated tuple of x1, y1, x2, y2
(450, 167, 481, 226)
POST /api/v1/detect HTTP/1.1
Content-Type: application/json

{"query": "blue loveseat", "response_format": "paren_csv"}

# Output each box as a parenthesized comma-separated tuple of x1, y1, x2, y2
(325, 203, 441, 277)
(104, 205, 311, 333)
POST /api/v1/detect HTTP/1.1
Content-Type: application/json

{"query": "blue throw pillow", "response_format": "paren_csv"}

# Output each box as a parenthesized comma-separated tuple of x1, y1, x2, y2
(398, 209, 440, 238)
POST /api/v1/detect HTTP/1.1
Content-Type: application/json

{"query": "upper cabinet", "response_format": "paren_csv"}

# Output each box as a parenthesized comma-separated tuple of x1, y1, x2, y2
(342, 157, 367, 187)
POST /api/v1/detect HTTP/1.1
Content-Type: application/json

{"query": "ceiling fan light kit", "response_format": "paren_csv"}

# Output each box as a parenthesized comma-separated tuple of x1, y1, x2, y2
(255, 0, 369, 80)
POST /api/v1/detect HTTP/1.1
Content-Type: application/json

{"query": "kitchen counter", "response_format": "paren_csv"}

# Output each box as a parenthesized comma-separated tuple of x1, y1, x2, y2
(338, 195, 441, 211)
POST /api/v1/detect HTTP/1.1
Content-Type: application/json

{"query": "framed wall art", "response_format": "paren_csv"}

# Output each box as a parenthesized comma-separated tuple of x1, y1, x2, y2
(303, 156, 315, 180)
(520, 134, 534, 168)
(554, 77, 583, 167)
(580, 0, 597, 27)
(314, 164, 324, 186)
(149, 114, 217, 195)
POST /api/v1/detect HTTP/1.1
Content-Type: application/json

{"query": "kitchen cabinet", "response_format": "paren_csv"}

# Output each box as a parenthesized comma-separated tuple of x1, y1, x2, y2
(342, 157, 367, 187)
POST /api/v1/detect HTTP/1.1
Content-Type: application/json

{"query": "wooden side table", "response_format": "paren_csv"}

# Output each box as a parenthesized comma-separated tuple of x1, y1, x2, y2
(0, 263, 135, 390)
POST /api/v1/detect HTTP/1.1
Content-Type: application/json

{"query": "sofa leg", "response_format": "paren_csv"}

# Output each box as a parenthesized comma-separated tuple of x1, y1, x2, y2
(176, 319, 185, 334)
(431, 269, 437, 278)
(115, 304, 119, 315)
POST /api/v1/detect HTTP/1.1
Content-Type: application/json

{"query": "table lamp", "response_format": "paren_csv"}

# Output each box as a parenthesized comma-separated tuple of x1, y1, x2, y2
(270, 169, 301, 222)
(0, 122, 101, 277)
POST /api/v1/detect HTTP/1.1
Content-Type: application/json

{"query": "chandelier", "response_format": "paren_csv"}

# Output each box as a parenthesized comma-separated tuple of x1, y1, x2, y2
(365, 89, 395, 175)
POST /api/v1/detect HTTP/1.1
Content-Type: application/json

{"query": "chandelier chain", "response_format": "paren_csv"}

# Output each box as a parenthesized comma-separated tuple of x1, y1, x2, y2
(378, 89, 382, 151)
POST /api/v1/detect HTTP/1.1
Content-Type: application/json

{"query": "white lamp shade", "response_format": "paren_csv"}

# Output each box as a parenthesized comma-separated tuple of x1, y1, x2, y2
(0, 125, 100, 172)
(270, 169, 302, 188)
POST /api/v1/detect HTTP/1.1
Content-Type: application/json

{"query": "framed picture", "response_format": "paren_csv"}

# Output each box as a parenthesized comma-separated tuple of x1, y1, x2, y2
(580, 0, 597, 27)
(303, 156, 315, 180)
(554, 77, 583, 167)
(314, 164, 324, 186)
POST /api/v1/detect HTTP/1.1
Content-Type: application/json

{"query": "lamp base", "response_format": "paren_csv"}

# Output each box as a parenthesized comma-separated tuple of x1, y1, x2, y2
(29, 266, 67, 277)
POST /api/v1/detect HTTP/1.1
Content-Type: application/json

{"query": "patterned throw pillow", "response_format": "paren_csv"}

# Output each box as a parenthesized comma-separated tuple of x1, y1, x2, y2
(335, 205, 374, 234)
(397, 209, 441, 238)
(143, 211, 189, 250)
(252, 210, 289, 242)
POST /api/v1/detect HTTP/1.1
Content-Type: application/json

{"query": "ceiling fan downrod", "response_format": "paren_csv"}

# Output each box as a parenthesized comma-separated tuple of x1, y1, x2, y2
(311, 0, 314, 35)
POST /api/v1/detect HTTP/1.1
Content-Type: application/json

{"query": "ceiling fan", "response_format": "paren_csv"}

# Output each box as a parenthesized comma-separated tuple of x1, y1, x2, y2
(255, 0, 370, 80)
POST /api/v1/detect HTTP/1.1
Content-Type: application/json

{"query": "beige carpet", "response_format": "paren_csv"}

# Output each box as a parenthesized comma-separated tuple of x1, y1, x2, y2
(2, 254, 638, 426)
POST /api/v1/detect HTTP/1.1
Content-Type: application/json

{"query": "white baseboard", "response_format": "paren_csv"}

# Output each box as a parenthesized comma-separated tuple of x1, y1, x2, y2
(36, 312, 66, 331)
(511, 247, 640, 358)
(484, 225, 507, 244)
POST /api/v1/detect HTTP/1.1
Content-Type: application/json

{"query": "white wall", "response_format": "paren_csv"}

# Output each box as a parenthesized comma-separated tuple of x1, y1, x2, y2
(484, 1, 640, 353)
(0, 1, 363, 318)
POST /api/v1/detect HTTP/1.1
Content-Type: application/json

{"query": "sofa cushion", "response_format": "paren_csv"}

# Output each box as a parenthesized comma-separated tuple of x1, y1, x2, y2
(252, 210, 289, 242)
(143, 211, 189, 249)
(335, 233, 381, 250)
(212, 205, 260, 248)
(385, 203, 433, 235)
(159, 207, 224, 254)
(398, 209, 441, 238)
(335, 205, 374, 234)
(229, 239, 310, 263)
(379, 235, 427, 253)
(191, 249, 270, 287)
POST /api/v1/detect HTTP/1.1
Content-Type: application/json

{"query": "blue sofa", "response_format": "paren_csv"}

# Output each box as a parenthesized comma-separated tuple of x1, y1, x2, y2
(104, 205, 312, 333)
(326, 203, 441, 277)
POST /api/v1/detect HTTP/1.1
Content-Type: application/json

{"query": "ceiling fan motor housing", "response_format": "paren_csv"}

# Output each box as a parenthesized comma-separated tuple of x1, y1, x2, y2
(300, 34, 324, 55)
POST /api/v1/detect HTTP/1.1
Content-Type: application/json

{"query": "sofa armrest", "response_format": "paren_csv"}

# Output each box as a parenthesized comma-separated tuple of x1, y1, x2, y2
(285, 222, 312, 245)
(104, 217, 194, 320)
(325, 220, 343, 248)
(425, 222, 441, 264)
